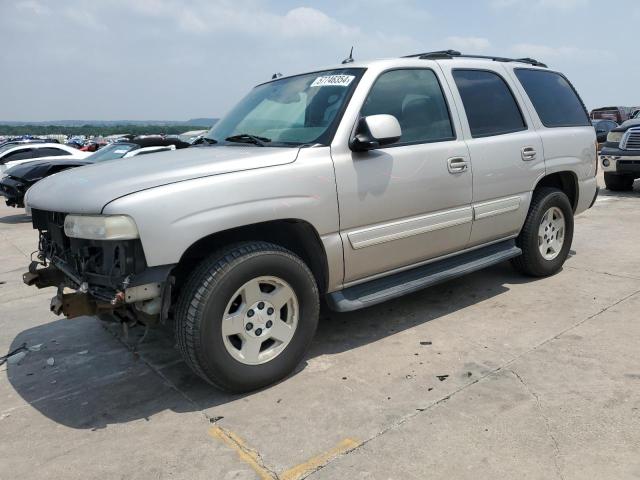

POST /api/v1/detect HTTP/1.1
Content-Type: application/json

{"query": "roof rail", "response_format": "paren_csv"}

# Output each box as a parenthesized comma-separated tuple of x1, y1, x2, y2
(402, 50, 547, 68)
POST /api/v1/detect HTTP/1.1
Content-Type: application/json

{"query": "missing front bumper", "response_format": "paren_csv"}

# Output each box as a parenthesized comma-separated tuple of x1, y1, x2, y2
(24, 261, 176, 322)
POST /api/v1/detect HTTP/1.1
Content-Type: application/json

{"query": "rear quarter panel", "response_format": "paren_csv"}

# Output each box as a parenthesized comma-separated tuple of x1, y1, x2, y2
(505, 66, 597, 213)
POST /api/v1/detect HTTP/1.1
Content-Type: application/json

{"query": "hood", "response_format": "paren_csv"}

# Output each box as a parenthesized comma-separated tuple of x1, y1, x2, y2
(26, 145, 299, 214)
(618, 119, 640, 130)
(7, 158, 90, 180)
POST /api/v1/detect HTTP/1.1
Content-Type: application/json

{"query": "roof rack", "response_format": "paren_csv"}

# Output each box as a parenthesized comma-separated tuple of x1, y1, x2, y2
(402, 50, 547, 68)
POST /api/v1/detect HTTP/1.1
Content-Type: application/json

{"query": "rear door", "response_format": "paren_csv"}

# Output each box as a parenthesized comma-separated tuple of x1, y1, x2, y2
(438, 62, 544, 247)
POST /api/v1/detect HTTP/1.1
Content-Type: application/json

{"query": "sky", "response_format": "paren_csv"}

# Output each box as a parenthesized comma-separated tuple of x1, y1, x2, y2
(1, 0, 638, 122)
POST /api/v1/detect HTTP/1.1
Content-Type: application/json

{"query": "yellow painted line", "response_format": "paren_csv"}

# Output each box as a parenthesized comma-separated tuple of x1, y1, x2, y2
(208, 426, 276, 480)
(280, 438, 361, 480)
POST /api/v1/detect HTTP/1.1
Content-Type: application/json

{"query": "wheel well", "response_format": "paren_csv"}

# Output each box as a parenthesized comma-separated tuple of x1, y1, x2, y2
(172, 220, 329, 294)
(534, 172, 578, 211)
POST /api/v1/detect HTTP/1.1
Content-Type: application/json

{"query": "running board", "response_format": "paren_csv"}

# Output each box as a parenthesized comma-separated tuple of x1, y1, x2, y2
(327, 240, 521, 312)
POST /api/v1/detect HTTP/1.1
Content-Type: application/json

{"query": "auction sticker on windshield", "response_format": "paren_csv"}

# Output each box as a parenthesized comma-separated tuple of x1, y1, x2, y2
(310, 75, 355, 87)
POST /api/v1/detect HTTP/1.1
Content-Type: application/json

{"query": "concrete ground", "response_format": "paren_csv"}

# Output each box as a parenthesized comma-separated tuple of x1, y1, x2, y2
(1, 175, 639, 480)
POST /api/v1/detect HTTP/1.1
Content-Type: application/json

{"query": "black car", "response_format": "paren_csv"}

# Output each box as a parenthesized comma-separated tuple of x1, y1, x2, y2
(592, 119, 618, 144)
(0, 137, 189, 208)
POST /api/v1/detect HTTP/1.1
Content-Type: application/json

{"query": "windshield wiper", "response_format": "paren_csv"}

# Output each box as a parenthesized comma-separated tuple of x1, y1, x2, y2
(225, 134, 271, 146)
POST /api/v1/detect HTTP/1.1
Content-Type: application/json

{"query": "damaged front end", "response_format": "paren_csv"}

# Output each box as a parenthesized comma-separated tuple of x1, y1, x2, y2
(25, 209, 175, 326)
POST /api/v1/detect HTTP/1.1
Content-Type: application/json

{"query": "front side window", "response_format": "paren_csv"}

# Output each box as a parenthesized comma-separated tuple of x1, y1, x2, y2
(453, 69, 526, 138)
(514, 69, 590, 128)
(206, 68, 364, 146)
(361, 69, 454, 145)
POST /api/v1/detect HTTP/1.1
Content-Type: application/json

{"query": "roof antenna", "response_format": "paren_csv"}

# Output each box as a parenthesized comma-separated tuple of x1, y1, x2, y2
(341, 46, 354, 64)
(271, 72, 283, 79)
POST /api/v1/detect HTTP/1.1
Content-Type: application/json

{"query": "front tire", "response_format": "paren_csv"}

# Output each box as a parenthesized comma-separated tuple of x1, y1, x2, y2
(604, 172, 634, 191)
(175, 242, 319, 392)
(512, 188, 574, 277)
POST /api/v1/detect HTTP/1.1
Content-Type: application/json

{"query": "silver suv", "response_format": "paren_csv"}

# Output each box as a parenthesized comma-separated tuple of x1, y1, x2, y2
(24, 51, 598, 392)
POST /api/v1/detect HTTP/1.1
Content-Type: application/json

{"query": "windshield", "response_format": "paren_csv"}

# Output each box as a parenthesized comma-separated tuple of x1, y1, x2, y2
(206, 68, 364, 146)
(86, 143, 138, 162)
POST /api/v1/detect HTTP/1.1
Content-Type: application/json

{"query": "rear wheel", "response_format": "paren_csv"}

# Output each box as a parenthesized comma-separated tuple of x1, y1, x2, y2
(604, 172, 634, 191)
(512, 188, 574, 277)
(175, 241, 319, 393)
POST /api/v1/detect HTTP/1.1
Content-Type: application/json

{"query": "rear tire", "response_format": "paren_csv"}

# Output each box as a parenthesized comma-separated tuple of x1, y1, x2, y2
(511, 188, 574, 277)
(604, 172, 634, 191)
(175, 241, 319, 393)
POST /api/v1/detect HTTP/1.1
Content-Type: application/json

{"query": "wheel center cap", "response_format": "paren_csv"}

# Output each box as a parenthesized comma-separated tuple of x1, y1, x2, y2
(244, 301, 275, 337)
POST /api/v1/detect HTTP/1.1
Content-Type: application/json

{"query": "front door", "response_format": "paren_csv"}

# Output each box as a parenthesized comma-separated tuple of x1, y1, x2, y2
(331, 67, 473, 284)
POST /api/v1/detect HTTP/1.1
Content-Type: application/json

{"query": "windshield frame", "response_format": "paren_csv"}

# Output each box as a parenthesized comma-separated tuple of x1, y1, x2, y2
(205, 67, 366, 148)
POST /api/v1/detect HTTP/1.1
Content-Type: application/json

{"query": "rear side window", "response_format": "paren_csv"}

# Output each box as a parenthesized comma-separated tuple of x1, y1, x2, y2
(452, 70, 526, 138)
(36, 147, 70, 157)
(514, 69, 590, 127)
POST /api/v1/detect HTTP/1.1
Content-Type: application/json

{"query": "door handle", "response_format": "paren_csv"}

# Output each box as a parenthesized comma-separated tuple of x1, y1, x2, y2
(447, 157, 468, 174)
(521, 146, 537, 161)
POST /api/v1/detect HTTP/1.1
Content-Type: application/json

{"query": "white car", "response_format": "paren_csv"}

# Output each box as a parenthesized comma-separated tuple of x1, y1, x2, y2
(0, 142, 89, 173)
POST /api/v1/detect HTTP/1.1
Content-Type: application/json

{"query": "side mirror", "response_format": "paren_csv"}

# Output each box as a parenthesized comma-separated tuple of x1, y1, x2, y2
(350, 114, 402, 152)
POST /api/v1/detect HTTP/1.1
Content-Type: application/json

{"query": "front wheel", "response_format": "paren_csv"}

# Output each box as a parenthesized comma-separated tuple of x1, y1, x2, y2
(175, 242, 319, 392)
(604, 172, 634, 191)
(511, 187, 574, 277)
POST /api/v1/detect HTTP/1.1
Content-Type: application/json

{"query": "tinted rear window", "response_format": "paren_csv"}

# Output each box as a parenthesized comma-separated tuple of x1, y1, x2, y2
(452, 69, 526, 138)
(514, 69, 590, 127)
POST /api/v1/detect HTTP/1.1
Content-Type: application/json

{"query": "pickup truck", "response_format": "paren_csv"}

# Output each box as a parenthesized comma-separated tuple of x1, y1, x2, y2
(600, 110, 640, 190)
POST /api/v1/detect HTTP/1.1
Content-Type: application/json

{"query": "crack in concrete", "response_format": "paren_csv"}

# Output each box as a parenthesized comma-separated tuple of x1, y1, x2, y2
(565, 265, 640, 281)
(209, 425, 280, 480)
(510, 369, 565, 480)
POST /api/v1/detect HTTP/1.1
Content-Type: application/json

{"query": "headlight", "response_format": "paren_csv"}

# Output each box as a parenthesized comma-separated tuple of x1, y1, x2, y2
(64, 215, 139, 240)
(607, 131, 623, 143)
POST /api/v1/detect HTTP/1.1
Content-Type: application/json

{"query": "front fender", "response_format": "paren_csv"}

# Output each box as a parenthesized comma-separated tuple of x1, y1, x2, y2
(102, 147, 339, 267)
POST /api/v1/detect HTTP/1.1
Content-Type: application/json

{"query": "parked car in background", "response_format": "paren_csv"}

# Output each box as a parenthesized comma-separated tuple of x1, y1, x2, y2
(592, 119, 618, 146)
(0, 137, 189, 208)
(0, 142, 88, 173)
(22, 51, 598, 392)
(600, 112, 640, 190)
(591, 106, 633, 124)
